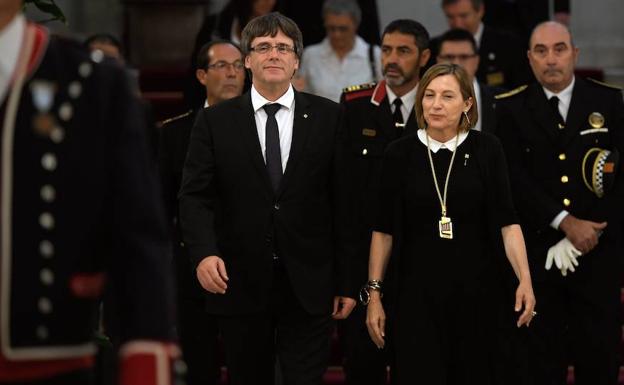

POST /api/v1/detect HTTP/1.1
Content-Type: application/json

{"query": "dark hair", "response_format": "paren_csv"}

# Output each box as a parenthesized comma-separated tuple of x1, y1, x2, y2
(84, 33, 123, 53)
(196, 40, 242, 70)
(416, 63, 478, 132)
(441, 0, 482, 10)
(382, 19, 430, 53)
(241, 12, 303, 60)
(219, 0, 282, 33)
(437, 28, 477, 54)
(322, 0, 362, 25)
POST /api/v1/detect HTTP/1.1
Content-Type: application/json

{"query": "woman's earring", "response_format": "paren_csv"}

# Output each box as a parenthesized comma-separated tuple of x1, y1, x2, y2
(463, 110, 471, 127)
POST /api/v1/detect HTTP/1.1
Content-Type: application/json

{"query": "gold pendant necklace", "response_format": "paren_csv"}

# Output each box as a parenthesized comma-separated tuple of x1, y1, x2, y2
(426, 131, 460, 239)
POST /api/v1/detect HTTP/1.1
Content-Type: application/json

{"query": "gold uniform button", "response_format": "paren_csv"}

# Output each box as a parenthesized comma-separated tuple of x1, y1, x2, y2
(362, 148, 368, 155)
(563, 198, 571, 207)
(558, 153, 566, 161)
(561, 175, 569, 183)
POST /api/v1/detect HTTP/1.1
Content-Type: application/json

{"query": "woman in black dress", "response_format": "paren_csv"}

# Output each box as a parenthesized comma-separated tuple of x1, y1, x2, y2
(364, 63, 536, 385)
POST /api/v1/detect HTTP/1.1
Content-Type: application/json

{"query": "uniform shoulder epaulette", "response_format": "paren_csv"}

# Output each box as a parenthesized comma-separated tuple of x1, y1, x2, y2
(343, 82, 376, 94)
(343, 82, 377, 102)
(494, 85, 528, 100)
(587, 78, 623, 90)
(160, 110, 193, 126)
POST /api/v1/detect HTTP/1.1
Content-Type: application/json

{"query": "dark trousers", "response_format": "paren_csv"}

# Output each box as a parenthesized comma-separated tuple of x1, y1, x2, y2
(177, 297, 220, 385)
(217, 260, 332, 385)
(338, 303, 388, 385)
(529, 258, 620, 385)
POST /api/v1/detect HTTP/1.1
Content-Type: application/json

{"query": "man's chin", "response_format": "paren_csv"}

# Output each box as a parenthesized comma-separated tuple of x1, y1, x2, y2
(384, 76, 405, 87)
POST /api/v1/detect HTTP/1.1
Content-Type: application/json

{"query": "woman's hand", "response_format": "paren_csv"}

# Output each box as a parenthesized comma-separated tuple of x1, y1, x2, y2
(515, 278, 536, 327)
(366, 293, 386, 349)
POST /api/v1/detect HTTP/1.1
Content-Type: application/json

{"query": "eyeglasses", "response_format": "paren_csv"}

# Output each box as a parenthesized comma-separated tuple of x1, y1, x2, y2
(325, 25, 350, 33)
(206, 60, 245, 72)
(249, 43, 296, 55)
(438, 54, 477, 62)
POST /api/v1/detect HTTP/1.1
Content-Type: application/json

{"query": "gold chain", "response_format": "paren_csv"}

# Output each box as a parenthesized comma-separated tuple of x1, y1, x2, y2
(426, 132, 460, 217)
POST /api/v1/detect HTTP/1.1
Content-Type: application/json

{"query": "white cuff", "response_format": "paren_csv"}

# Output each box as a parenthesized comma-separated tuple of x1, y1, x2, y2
(550, 210, 569, 230)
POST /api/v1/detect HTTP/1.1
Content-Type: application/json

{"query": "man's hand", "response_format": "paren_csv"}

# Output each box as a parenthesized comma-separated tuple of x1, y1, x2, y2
(559, 214, 607, 254)
(332, 296, 356, 319)
(196, 256, 229, 294)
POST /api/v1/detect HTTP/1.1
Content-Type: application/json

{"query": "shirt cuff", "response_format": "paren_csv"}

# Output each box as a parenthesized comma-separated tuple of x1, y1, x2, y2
(550, 210, 569, 230)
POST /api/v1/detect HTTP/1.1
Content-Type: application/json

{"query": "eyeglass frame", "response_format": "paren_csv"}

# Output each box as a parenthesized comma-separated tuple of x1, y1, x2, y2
(437, 53, 478, 62)
(248, 43, 297, 55)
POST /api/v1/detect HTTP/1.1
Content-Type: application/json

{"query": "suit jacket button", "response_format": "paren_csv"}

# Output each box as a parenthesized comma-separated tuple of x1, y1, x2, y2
(274, 203, 280, 210)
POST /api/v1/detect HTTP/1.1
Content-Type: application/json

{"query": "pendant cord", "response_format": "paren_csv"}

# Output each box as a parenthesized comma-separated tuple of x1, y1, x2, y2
(426, 131, 460, 217)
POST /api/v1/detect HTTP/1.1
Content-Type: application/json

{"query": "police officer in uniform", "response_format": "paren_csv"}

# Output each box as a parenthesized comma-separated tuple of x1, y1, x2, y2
(337, 19, 430, 385)
(495, 21, 624, 385)
(159, 39, 245, 385)
(0, 2, 180, 384)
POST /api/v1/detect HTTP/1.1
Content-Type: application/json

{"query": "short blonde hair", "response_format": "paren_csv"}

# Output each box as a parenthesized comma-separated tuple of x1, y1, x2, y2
(415, 63, 478, 132)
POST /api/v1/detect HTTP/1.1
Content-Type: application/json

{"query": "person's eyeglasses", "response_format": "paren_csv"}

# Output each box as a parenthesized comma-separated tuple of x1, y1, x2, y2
(325, 25, 350, 34)
(206, 60, 245, 72)
(438, 53, 477, 62)
(249, 43, 296, 55)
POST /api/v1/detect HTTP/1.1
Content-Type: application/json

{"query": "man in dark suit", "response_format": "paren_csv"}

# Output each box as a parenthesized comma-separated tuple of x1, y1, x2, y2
(431, 0, 532, 89)
(178, 12, 356, 385)
(0, 2, 179, 384)
(159, 40, 245, 385)
(336, 19, 430, 385)
(436, 28, 501, 133)
(496, 21, 624, 385)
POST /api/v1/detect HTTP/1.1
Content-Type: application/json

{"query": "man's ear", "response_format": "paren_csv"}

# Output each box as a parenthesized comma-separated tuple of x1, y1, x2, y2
(196, 69, 206, 85)
(419, 48, 431, 67)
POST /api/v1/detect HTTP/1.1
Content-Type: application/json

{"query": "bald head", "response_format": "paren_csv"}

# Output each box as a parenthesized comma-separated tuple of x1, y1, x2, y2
(529, 21, 573, 50)
(527, 21, 578, 93)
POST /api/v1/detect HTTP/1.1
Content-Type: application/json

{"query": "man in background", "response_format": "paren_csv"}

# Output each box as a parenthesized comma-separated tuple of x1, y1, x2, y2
(159, 39, 245, 385)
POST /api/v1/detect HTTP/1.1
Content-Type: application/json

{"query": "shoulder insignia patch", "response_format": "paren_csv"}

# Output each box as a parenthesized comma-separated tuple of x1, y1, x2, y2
(160, 110, 193, 126)
(494, 85, 528, 100)
(588, 78, 623, 90)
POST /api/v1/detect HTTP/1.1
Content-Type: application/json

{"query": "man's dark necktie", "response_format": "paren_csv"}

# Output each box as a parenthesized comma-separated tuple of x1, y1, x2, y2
(393, 98, 404, 128)
(548, 96, 565, 129)
(263, 103, 282, 192)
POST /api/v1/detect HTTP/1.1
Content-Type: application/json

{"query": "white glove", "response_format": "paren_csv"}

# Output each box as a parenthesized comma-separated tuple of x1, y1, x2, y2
(545, 237, 582, 277)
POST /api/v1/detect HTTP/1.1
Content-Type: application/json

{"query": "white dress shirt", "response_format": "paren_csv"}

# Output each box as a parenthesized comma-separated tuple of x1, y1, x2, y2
(473, 22, 484, 50)
(386, 84, 418, 124)
(543, 76, 575, 122)
(251, 84, 295, 172)
(0, 14, 25, 103)
(543, 77, 576, 229)
(473, 78, 483, 132)
(300, 35, 382, 102)
(417, 128, 469, 153)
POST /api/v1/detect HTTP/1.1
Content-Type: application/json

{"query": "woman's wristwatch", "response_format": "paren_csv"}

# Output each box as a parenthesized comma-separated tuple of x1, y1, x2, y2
(359, 279, 383, 305)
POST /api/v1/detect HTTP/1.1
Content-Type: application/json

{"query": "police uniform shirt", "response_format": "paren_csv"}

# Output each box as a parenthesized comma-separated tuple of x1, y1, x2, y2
(542, 77, 575, 229)
(386, 83, 418, 124)
(0, 13, 24, 102)
(472, 78, 483, 132)
(300, 36, 382, 102)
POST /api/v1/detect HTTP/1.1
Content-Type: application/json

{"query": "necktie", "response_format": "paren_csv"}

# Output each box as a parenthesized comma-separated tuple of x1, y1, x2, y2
(393, 98, 404, 128)
(548, 96, 565, 129)
(263, 103, 282, 192)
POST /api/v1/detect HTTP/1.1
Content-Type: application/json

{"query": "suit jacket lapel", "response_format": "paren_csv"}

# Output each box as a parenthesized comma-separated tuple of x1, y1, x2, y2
(236, 92, 273, 195)
(277, 90, 312, 198)
(404, 105, 418, 135)
(372, 97, 396, 139)
(526, 83, 560, 145)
